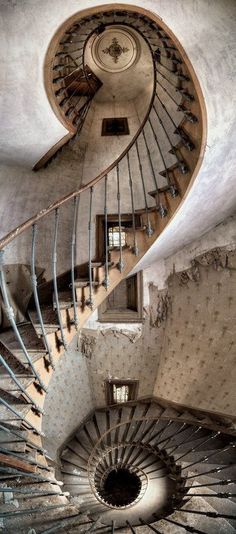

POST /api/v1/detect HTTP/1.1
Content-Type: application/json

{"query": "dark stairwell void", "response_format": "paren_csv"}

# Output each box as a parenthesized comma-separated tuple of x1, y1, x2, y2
(99, 468, 141, 507)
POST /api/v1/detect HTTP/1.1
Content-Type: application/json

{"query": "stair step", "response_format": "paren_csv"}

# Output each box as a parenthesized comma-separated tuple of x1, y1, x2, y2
(0, 339, 32, 377)
(28, 306, 65, 335)
(0, 388, 28, 406)
(74, 279, 99, 288)
(0, 323, 46, 352)
(53, 290, 73, 310)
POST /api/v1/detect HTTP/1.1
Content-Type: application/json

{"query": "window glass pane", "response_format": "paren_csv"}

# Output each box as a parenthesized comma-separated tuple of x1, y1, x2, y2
(113, 384, 129, 403)
(108, 226, 126, 248)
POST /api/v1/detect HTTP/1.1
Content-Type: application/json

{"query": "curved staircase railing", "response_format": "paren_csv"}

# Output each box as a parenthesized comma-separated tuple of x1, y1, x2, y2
(0, 6, 215, 533)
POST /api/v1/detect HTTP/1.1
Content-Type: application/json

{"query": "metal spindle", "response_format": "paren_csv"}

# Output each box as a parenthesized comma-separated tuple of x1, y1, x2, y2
(0, 398, 43, 437)
(157, 422, 187, 449)
(87, 186, 94, 308)
(0, 423, 46, 453)
(167, 425, 203, 454)
(103, 175, 109, 289)
(126, 520, 136, 532)
(0, 250, 47, 392)
(111, 520, 115, 533)
(173, 508, 236, 520)
(52, 208, 67, 349)
(153, 101, 188, 173)
(185, 463, 234, 480)
(71, 195, 80, 329)
(0, 502, 74, 519)
(31, 224, 54, 368)
(148, 116, 178, 197)
(155, 90, 195, 150)
(40, 515, 91, 534)
(127, 151, 138, 255)
(116, 163, 124, 272)
(142, 128, 167, 217)
(139, 518, 162, 533)
(0, 354, 43, 414)
(135, 139, 153, 237)
(0, 466, 63, 484)
(181, 441, 235, 471)
(163, 517, 207, 534)
(175, 430, 219, 462)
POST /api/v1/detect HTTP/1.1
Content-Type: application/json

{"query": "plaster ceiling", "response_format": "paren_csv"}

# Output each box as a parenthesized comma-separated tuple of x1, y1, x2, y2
(85, 25, 153, 102)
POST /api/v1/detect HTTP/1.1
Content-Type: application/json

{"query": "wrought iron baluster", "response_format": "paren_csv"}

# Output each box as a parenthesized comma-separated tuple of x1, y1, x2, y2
(144, 419, 173, 445)
(173, 508, 236, 520)
(167, 425, 203, 454)
(148, 117, 178, 197)
(135, 139, 153, 236)
(157, 422, 187, 448)
(142, 128, 167, 217)
(103, 175, 109, 289)
(0, 445, 50, 471)
(52, 208, 67, 349)
(127, 151, 138, 256)
(87, 186, 94, 308)
(0, 398, 43, 437)
(155, 91, 195, 150)
(0, 423, 45, 453)
(163, 517, 207, 534)
(31, 224, 54, 369)
(116, 163, 124, 272)
(156, 67, 194, 96)
(71, 195, 80, 329)
(181, 440, 235, 471)
(0, 250, 46, 392)
(0, 354, 43, 415)
(126, 520, 137, 532)
(0, 502, 74, 519)
(139, 518, 162, 533)
(185, 463, 234, 480)
(191, 478, 236, 489)
(184, 491, 236, 499)
(39, 515, 91, 534)
(153, 101, 188, 173)
(111, 520, 115, 533)
(0, 466, 63, 484)
(175, 430, 219, 462)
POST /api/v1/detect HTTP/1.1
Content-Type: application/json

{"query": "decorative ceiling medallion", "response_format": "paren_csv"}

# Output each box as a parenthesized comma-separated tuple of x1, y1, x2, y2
(91, 26, 140, 73)
(102, 37, 129, 64)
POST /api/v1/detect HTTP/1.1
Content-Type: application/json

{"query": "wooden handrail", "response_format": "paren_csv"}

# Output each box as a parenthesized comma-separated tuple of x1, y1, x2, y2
(0, 34, 156, 251)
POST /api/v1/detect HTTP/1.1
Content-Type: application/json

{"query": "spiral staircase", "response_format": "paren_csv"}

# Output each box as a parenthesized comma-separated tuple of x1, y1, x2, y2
(0, 5, 235, 533)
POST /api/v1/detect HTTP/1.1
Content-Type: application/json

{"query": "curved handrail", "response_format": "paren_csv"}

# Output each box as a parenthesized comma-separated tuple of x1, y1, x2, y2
(0, 36, 156, 251)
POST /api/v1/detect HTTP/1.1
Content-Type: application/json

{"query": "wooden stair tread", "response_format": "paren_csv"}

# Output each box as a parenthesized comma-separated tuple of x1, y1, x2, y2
(53, 290, 73, 310)
(28, 307, 67, 337)
(0, 339, 33, 376)
(74, 279, 99, 288)
(0, 323, 45, 352)
(0, 388, 28, 406)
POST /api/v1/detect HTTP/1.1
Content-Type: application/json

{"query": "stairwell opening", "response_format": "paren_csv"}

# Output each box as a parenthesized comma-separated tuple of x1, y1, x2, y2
(101, 468, 141, 507)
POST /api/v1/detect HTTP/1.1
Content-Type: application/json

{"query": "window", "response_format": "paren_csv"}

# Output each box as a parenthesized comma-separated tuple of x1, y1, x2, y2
(102, 117, 129, 136)
(96, 213, 141, 260)
(98, 272, 143, 323)
(108, 225, 126, 248)
(105, 379, 139, 405)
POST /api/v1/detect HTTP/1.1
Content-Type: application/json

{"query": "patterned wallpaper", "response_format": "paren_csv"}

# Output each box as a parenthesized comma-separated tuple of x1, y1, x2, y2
(42, 337, 94, 459)
(154, 248, 236, 417)
(84, 311, 165, 407)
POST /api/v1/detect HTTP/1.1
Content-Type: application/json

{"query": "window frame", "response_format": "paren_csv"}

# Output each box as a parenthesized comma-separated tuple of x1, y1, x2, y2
(105, 379, 139, 406)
